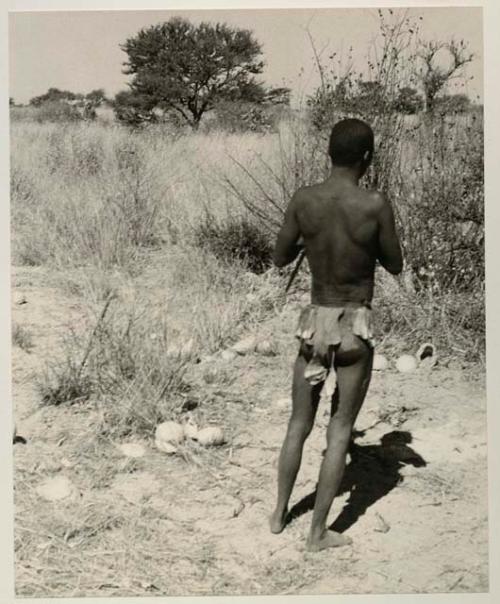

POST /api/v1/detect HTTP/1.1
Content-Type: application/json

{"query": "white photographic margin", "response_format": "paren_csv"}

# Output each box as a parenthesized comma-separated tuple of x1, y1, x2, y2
(1, 1, 498, 604)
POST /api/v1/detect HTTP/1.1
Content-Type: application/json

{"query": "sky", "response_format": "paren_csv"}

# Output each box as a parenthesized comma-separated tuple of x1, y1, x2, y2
(9, 6, 483, 106)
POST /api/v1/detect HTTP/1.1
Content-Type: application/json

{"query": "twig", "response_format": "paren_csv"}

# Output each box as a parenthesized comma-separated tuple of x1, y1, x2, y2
(285, 250, 306, 293)
(77, 293, 116, 378)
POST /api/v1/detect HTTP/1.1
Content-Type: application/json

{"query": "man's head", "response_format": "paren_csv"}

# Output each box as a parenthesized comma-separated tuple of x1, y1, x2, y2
(328, 118, 374, 174)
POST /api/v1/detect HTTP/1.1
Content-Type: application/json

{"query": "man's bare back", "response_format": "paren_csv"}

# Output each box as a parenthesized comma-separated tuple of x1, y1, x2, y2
(274, 171, 403, 304)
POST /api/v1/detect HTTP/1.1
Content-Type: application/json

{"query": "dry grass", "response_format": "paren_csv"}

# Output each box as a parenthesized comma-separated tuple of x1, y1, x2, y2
(10, 114, 485, 431)
(12, 322, 34, 352)
(11, 114, 485, 597)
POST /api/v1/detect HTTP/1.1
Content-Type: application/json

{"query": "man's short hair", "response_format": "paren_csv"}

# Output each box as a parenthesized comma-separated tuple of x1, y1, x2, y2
(328, 118, 374, 166)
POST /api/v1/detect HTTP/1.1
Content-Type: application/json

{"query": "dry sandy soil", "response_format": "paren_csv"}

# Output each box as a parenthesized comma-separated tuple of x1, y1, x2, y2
(12, 265, 488, 597)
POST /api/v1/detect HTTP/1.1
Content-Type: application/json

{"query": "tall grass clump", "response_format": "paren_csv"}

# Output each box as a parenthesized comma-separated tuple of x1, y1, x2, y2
(37, 293, 191, 437)
(10, 122, 187, 271)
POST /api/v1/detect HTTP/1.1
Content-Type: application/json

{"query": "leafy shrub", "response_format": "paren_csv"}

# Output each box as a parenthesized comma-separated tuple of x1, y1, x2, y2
(33, 100, 83, 123)
(193, 214, 273, 274)
(396, 112, 484, 294)
(212, 100, 281, 133)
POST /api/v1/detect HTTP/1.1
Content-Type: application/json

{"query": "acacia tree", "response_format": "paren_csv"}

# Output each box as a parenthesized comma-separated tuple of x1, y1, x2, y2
(120, 17, 265, 128)
(416, 39, 473, 112)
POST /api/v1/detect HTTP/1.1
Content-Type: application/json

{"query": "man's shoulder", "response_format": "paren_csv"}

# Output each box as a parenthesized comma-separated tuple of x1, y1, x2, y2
(291, 182, 326, 205)
(289, 185, 316, 211)
(360, 188, 389, 214)
(362, 188, 386, 204)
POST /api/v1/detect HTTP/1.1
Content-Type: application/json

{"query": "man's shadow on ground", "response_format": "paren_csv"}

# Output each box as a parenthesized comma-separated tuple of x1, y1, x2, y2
(287, 430, 426, 533)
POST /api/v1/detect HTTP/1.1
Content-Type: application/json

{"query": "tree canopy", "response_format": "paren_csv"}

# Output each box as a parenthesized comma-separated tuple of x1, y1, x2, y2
(416, 39, 473, 112)
(120, 17, 265, 128)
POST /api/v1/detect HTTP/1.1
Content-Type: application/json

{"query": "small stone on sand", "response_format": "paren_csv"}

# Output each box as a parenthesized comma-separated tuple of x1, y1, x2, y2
(221, 349, 238, 362)
(255, 339, 276, 356)
(395, 354, 418, 373)
(373, 354, 389, 371)
(36, 476, 75, 501)
(232, 336, 257, 355)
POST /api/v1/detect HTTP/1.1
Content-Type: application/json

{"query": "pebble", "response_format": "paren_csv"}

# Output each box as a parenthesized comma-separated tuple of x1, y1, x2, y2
(232, 336, 257, 355)
(221, 349, 238, 362)
(36, 476, 75, 501)
(373, 354, 389, 371)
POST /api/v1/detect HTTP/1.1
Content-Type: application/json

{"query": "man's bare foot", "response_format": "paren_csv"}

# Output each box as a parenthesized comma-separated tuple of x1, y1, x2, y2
(269, 508, 288, 534)
(306, 530, 352, 552)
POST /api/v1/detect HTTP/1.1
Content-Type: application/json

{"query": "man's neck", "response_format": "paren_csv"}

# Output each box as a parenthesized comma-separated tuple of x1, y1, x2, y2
(329, 164, 362, 185)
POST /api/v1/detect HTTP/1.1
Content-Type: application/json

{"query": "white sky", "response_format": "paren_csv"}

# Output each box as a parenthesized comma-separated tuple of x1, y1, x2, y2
(9, 7, 483, 105)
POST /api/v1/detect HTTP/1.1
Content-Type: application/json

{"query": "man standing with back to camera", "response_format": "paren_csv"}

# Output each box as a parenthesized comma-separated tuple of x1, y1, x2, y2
(269, 118, 403, 551)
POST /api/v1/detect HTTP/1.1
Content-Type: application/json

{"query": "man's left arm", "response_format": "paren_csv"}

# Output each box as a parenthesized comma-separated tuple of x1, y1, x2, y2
(273, 193, 303, 268)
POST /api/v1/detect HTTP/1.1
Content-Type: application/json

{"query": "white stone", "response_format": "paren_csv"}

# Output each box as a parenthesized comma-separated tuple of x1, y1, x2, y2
(155, 421, 184, 454)
(36, 476, 75, 501)
(255, 339, 276, 356)
(373, 354, 389, 371)
(196, 426, 225, 446)
(395, 354, 418, 373)
(221, 349, 238, 362)
(232, 336, 257, 355)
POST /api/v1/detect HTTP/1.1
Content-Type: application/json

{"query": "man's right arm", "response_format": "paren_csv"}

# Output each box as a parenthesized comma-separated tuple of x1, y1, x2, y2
(376, 193, 403, 275)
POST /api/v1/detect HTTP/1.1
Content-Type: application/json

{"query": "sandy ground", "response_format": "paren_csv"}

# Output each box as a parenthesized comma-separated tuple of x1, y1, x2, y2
(11, 266, 488, 596)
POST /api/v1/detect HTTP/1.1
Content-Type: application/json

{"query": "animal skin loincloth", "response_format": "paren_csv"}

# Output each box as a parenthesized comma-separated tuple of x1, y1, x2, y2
(295, 304, 375, 400)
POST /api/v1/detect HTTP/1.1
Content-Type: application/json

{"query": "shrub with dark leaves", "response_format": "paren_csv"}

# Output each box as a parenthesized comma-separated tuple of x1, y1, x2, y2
(194, 214, 273, 274)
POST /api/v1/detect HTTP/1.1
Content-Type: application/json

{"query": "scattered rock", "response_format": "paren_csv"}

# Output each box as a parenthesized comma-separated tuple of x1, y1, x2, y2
(155, 421, 185, 454)
(202, 366, 220, 384)
(373, 354, 389, 371)
(255, 339, 277, 356)
(196, 426, 225, 446)
(15, 295, 28, 305)
(232, 336, 257, 355)
(36, 476, 75, 501)
(395, 354, 418, 373)
(117, 443, 146, 458)
(221, 349, 238, 362)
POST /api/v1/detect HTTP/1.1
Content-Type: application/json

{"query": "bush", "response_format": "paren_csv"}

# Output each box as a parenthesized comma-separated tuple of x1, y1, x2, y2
(193, 214, 273, 274)
(212, 100, 282, 133)
(12, 323, 34, 352)
(37, 295, 191, 437)
(33, 100, 83, 123)
(396, 112, 484, 294)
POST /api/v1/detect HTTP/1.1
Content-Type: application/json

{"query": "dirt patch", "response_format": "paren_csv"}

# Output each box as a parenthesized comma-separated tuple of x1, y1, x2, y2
(12, 267, 488, 596)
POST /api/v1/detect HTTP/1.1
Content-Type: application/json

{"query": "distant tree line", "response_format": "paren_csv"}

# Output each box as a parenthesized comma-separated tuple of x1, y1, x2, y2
(11, 16, 478, 129)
